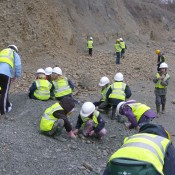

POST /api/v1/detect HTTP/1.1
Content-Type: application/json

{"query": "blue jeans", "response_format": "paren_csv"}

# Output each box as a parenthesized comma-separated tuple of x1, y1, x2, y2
(116, 52, 121, 64)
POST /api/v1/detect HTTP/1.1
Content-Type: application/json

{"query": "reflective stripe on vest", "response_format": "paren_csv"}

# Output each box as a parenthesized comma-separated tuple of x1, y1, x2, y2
(0, 48, 14, 68)
(155, 73, 170, 89)
(109, 133, 170, 175)
(34, 79, 51, 100)
(127, 103, 150, 122)
(40, 103, 63, 131)
(81, 110, 99, 128)
(101, 86, 110, 101)
(114, 43, 122, 52)
(87, 40, 93, 48)
(109, 82, 126, 100)
(53, 77, 72, 98)
(120, 41, 125, 49)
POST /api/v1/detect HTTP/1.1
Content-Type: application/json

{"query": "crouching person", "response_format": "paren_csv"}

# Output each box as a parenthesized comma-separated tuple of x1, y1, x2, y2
(40, 96, 76, 139)
(73, 102, 107, 139)
(103, 123, 175, 175)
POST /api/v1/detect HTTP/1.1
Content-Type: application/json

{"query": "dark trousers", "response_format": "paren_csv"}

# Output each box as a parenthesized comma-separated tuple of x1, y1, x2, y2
(89, 48, 92, 56)
(0, 74, 11, 115)
(116, 52, 121, 64)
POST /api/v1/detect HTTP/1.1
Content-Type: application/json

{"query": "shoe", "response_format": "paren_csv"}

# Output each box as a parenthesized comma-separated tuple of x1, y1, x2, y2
(7, 103, 12, 113)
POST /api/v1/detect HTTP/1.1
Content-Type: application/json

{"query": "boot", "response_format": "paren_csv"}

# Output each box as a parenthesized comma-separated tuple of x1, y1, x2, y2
(156, 104, 160, 117)
(162, 104, 165, 114)
(117, 115, 124, 123)
(68, 130, 77, 139)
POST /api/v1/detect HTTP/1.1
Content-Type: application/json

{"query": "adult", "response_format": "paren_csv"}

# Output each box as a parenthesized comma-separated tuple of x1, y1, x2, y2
(87, 37, 93, 56)
(0, 45, 21, 115)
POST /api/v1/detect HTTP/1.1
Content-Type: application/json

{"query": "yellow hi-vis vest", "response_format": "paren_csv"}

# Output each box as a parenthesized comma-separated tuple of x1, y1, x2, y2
(87, 40, 93, 49)
(109, 133, 170, 175)
(114, 43, 122, 52)
(109, 82, 126, 100)
(53, 77, 72, 98)
(0, 48, 14, 68)
(101, 85, 110, 101)
(34, 79, 52, 100)
(120, 41, 126, 49)
(127, 103, 150, 122)
(80, 110, 99, 128)
(155, 73, 170, 89)
(40, 103, 63, 131)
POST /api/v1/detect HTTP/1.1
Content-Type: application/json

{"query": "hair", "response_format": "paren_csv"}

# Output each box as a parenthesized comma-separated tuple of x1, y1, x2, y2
(37, 74, 46, 79)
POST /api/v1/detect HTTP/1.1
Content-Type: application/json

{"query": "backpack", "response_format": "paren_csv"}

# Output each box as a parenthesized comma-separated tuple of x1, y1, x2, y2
(109, 158, 160, 175)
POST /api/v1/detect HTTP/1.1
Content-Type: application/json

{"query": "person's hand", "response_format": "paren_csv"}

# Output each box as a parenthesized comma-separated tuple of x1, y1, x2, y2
(124, 122, 131, 129)
(89, 130, 95, 136)
(135, 126, 140, 131)
(73, 129, 79, 135)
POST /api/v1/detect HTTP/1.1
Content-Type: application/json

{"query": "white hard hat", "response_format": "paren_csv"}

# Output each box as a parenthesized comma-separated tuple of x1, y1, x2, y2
(8, 45, 18, 52)
(159, 62, 168, 69)
(120, 38, 123, 41)
(99, 76, 110, 86)
(80, 102, 95, 118)
(36, 68, 45, 74)
(90, 37, 93, 40)
(52, 67, 62, 75)
(117, 102, 126, 114)
(114, 72, 124, 81)
(45, 67, 53, 75)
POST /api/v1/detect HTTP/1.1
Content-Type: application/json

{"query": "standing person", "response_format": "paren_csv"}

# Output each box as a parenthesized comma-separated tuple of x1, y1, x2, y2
(73, 102, 107, 139)
(0, 45, 21, 115)
(153, 62, 170, 115)
(103, 123, 175, 175)
(93, 76, 111, 113)
(51, 67, 74, 101)
(117, 100, 156, 131)
(45, 67, 53, 82)
(106, 72, 132, 121)
(29, 68, 52, 101)
(114, 39, 122, 64)
(120, 38, 127, 59)
(156, 49, 165, 71)
(87, 37, 93, 56)
(40, 96, 77, 138)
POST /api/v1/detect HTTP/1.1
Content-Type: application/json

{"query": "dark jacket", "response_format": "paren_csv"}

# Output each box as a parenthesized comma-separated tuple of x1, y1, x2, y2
(103, 123, 175, 175)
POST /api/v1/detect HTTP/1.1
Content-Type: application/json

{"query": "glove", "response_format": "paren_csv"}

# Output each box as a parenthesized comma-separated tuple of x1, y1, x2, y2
(73, 129, 79, 135)
(89, 130, 95, 136)
(68, 131, 77, 139)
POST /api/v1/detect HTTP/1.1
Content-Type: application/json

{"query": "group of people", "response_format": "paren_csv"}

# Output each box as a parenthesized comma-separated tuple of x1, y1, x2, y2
(0, 44, 174, 175)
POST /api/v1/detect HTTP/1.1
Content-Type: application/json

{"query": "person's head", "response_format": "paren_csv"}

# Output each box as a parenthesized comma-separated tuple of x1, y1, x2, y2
(80, 102, 95, 119)
(59, 96, 75, 116)
(139, 123, 170, 140)
(114, 72, 123, 81)
(120, 38, 123, 42)
(155, 49, 161, 55)
(45, 67, 53, 76)
(99, 76, 110, 88)
(89, 37, 93, 40)
(159, 62, 168, 73)
(8, 45, 18, 52)
(116, 39, 120, 43)
(51, 67, 62, 80)
(36, 68, 46, 79)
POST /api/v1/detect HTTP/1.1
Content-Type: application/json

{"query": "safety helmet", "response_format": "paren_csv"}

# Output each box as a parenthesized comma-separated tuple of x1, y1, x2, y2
(36, 68, 45, 74)
(90, 37, 93, 40)
(114, 72, 123, 81)
(159, 62, 168, 69)
(117, 102, 126, 114)
(45, 67, 53, 75)
(120, 38, 123, 41)
(52, 67, 62, 75)
(80, 102, 95, 118)
(155, 50, 160, 55)
(8, 45, 18, 52)
(99, 76, 110, 87)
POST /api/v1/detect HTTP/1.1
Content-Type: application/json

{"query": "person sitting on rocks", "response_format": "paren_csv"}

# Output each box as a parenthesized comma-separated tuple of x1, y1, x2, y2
(117, 100, 156, 131)
(103, 123, 175, 175)
(93, 76, 111, 113)
(73, 102, 107, 139)
(51, 67, 74, 101)
(40, 96, 77, 139)
(29, 68, 53, 101)
(45, 67, 53, 83)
